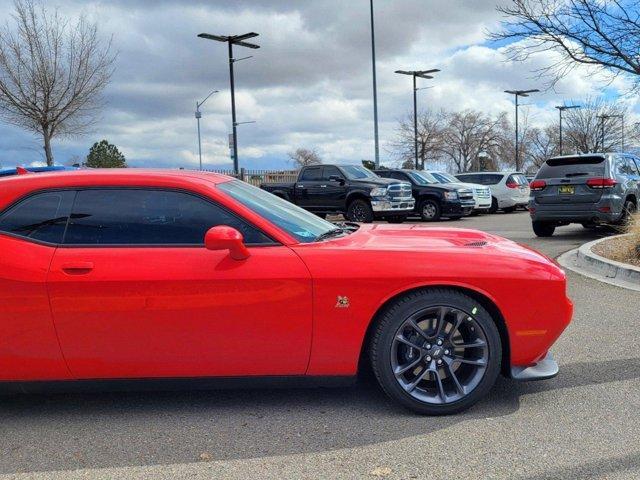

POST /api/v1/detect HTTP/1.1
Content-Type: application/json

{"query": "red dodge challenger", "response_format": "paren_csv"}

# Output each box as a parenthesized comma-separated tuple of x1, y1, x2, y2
(0, 170, 572, 414)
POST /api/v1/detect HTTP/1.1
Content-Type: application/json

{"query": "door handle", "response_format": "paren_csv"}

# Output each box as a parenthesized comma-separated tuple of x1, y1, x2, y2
(61, 262, 94, 274)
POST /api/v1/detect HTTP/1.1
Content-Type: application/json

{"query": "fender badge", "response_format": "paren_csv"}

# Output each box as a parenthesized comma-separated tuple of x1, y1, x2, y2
(336, 296, 350, 308)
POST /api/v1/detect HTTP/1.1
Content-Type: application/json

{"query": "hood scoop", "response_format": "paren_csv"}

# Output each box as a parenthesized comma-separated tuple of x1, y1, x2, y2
(464, 240, 488, 247)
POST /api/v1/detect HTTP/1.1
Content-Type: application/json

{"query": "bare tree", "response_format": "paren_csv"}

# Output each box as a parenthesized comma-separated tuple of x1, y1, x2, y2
(528, 124, 560, 169)
(563, 97, 632, 153)
(288, 147, 322, 168)
(492, 0, 640, 89)
(0, 0, 115, 165)
(391, 109, 445, 170)
(440, 110, 507, 173)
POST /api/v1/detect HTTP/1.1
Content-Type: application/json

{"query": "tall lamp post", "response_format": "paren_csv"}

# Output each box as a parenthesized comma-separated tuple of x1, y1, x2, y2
(505, 89, 539, 171)
(195, 90, 219, 170)
(395, 69, 440, 169)
(198, 32, 260, 174)
(554, 104, 580, 156)
(369, 0, 380, 168)
(597, 114, 624, 152)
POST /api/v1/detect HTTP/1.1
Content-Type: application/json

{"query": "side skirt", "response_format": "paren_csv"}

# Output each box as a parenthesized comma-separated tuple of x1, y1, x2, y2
(0, 375, 356, 395)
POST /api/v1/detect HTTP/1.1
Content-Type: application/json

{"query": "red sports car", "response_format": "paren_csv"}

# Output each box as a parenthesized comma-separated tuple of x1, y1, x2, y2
(0, 170, 572, 414)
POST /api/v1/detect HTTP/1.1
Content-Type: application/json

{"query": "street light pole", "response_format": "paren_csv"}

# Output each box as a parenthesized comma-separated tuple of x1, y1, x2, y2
(554, 104, 580, 156)
(369, 0, 380, 168)
(198, 32, 260, 175)
(505, 89, 539, 171)
(395, 69, 440, 170)
(195, 90, 219, 170)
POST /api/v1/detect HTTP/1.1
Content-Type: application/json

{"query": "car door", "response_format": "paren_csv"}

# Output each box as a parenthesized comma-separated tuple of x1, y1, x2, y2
(294, 166, 324, 210)
(320, 166, 348, 209)
(0, 190, 75, 381)
(47, 188, 313, 380)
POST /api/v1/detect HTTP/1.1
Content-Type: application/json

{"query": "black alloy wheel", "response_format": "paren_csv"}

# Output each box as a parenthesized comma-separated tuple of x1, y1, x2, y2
(346, 199, 374, 223)
(370, 289, 501, 415)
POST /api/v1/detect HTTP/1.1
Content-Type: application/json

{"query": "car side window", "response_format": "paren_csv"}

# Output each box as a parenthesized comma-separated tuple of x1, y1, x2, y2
(0, 191, 75, 244)
(300, 167, 322, 181)
(63, 189, 272, 246)
(322, 166, 344, 181)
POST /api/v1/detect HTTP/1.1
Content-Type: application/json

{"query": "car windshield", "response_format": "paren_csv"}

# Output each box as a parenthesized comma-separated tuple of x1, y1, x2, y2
(217, 180, 340, 243)
(408, 171, 438, 185)
(431, 172, 458, 184)
(340, 165, 378, 180)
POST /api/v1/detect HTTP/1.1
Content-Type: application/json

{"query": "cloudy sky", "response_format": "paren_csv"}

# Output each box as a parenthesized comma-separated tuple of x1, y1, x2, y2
(0, 0, 636, 170)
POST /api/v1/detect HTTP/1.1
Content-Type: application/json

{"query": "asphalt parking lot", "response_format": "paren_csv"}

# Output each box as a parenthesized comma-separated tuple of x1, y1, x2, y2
(1, 211, 639, 480)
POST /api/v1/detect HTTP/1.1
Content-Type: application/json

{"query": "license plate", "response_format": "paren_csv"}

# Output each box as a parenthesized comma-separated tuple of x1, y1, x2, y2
(558, 185, 575, 195)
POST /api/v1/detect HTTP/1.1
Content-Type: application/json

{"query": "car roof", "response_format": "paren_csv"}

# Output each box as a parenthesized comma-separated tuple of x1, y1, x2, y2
(457, 171, 524, 175)
(0, 169, 235, 208)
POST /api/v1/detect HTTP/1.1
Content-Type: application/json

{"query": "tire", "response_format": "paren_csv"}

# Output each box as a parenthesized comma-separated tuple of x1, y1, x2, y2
(532, 221, 555, 237)
(369, 288, 502, 415)
(386, 216, 406, 224)
(346, 199, 374, 223)
(419, 198, 441, 222)
(618, 199, 637, 226)
(488, 197, 498, 214)
(502, 206, 516, 213)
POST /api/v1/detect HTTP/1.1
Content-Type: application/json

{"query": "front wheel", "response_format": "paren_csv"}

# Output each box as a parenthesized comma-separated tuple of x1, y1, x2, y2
(346, 199, 374, 223)
(488, 197, 498, 214)
(370, 288, 502, 415)
(532, 221, 555, 237)
(419, 199, 441, 222)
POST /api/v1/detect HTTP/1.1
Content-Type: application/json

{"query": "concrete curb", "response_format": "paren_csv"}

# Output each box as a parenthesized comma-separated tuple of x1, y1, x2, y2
(557, 235, 640, 292)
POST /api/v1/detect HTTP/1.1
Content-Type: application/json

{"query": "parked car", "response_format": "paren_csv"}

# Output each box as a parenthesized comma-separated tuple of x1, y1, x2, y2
(427, 171, 492, 214)
(0, 169, 572, 414)
(260, 164, 414, 223)
(529, 153, 640, 237)
(455, 172, 530, 213)
(0, 166, 76, 177)
(374, 169, 475, 221)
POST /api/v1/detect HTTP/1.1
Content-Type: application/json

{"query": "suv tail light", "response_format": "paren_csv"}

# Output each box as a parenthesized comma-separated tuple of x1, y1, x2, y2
(506, 181, 519, 189)
(529, 180, 546, 191)
(586, 177, 617, 189)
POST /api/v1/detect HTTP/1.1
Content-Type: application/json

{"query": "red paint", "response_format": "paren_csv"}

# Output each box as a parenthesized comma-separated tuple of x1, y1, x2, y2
(0, 170, 573, 383)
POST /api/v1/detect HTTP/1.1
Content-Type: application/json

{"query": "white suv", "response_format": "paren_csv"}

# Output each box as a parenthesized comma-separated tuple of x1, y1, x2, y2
(455, 172, 530, 213)
(428, 171, 492, 213)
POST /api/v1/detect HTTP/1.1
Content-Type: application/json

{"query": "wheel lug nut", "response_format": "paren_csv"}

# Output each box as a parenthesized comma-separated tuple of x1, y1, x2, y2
(444, 349, 450, 355)
(437, 359, 443, 365)
(426, 344, 431, 349)
(426, 356, 432, 362)
(437, 340, 443, 346)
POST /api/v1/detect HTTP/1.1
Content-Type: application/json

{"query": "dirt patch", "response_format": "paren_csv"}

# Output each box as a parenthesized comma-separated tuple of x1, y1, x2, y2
(592, 235, 640, 268)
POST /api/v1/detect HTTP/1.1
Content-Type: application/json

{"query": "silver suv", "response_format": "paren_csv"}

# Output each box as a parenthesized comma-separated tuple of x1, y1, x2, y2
(529, 153, 640, 237)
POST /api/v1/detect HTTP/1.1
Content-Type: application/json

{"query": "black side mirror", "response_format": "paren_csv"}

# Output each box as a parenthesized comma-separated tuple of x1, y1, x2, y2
(329, 175, 345, 184)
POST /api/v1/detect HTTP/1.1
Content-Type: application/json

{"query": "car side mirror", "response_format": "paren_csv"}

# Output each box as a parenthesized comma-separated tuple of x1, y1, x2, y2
(329, 175, 345, 184)
(205, 226, 250, 261)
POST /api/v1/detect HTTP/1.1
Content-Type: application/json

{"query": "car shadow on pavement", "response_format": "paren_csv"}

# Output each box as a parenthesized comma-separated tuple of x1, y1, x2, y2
(1, 356, 640, 475)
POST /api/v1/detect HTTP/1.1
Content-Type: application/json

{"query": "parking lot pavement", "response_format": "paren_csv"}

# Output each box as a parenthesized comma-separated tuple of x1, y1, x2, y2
(2, 211, 639, 480)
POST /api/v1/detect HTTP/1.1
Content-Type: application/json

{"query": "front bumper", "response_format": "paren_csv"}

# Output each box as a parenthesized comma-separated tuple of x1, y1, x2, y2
(442, 199, 475, 217)
(511, 352, 559, 381)
(371, 197, 415, 214)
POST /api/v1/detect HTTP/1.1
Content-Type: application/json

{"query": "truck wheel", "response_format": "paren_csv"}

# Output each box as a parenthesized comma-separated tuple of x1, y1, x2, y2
(419, 199, 441, 222)
(488, 197, 498, 214)
(369, 288, 501, 415)
(346, 199, 374, 223)
(502, 206, 516, 213)
(532, 221, 555, 237)
(386, 216, 406, 224)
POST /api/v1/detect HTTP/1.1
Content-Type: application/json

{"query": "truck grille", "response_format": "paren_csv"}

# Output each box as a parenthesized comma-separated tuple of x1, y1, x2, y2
(458, 189, 474, 201)
(474, 187, 491, 199)
(388, 183, 413, 200)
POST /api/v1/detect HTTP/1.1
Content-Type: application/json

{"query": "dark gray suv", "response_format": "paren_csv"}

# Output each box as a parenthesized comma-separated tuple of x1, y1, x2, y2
(529, 153, 639, 237)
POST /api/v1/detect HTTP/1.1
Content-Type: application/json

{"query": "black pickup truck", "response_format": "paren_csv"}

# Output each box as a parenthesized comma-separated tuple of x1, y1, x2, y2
(260, 164, 415, 223)
(375, 169, 475, 221)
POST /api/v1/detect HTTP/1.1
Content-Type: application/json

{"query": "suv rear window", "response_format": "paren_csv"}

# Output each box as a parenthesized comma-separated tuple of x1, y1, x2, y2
(457, 174, 503, 185)
(537, 156, 605, 179)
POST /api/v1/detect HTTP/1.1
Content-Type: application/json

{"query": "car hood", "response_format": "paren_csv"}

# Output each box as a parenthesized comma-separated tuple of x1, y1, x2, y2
(312, 224, 554, 264)
(454, 182, 489, 191)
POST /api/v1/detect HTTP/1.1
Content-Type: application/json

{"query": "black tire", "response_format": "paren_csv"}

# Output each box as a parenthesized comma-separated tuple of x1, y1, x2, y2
(532, 221, 555, 237)
(386, 216, 406, 224)
(618, 199, 637, 226)
(419, 198, 441, 222)
(488, 197, 498, 214)
(502, 206, 516, 213)
(346, 199, 374, 223)
(369, 288, 502, 415)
